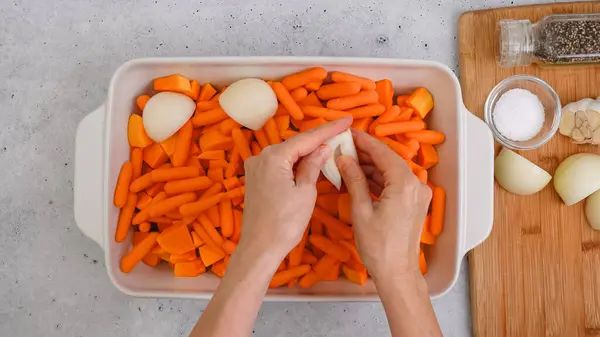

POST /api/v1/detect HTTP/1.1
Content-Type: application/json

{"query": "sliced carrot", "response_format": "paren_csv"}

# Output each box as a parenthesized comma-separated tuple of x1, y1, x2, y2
(316, 194, 339, 217)
(250, 141, 262, 155)
(224, 186, 245, 200)
(337, 194, 352, 224)
(298, 92, 323, 107)
(192, 222, 226, 255)
(377, 137, 415, 160)
(282, 67, 328, 90)
(222, 239, 237, 254)
(254, 128, 270, 148)
(269, 265, 312, 288)
(342, 264, 368, 285)
(326, 91, 378, 110)
(199, 131, 234, 152)
(375, 79, 394, 109)
(346, 104, 386, 119)
(219, 199, 234, 237)
(174, 260, 206, 277)
(120, 232, 159, 273)
(114, 162, 133, 208)
(274, 115, 291, 136)
(198, 83, 217, 101)
(311, 219, 324, 235)
(289, 229, 308, 269)
(143, 143, 169, 168)
(313, 255, 338, 279)
(418, 143, 439, 169)
(264, 118, 282, 145)
(128, 114, 153, 148)
(231, 128, 252, 161)
(191, 231, 205, 248)
(405, 130, 446, 145)
(396, 94, 410, 106)
(222, 177, 241, 191)
(395, 107, 414, 122)
(430, 186, 445, 235)
(136, 192, 153, 210)
(136, 95, 151, 111)
(192, 108, 229, 127)
(115, 193, 137, 242)
(351, 118, 373, 132)
(198, 150, 225, 160)
(199, 245, 225, 267)
(406, 88, 434, 119)
(272, 82, 304, 120)
(208, 159, 228, 170)
(169, 250, 197, 263)
(196, 100, 220, 112)
(339, 240, 363, 265)
(219, 118, 241, 136)
(317, 82, 361, 100)
(330, 72, 376, 90)
(211, 257, 230, 277)
(231, 209, 243, 243)
(171, 120, 193, 167)
(308, 235, 351, 262)
(225, 148, 241, 178)
(189, 80, 201, 101)
(312, 207, 353, 240)
(419, 250, 428, 275)
(154, 74, 193, 96)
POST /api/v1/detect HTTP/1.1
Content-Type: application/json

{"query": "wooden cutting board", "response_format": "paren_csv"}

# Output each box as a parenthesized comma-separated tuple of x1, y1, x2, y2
(458, 3, 600, 337)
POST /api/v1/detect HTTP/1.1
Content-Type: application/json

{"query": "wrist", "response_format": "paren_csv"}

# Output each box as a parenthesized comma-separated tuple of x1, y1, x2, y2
(235, 238, 285, 272)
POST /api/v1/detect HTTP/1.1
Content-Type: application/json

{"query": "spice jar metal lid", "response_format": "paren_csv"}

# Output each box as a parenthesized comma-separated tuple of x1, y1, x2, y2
(497, 20, 535, 67)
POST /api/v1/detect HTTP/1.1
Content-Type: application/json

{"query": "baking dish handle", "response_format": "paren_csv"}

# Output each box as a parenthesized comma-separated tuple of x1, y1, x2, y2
(462, 108, 494, 255)
(74, 105, 105, 249)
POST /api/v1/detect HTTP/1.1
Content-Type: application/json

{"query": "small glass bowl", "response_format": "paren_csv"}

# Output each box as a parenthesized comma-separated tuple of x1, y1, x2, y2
(484, 74, 561, 150)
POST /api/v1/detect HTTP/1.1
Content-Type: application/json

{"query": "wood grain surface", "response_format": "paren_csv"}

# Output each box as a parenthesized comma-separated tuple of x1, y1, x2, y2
(459, 2, 600, 337)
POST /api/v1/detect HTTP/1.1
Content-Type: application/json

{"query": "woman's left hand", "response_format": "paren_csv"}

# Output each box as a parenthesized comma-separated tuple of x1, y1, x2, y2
(239, 117, 353, 262)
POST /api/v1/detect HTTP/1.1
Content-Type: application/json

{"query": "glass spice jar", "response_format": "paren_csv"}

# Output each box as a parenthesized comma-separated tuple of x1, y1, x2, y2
(497, 13, 600, 67)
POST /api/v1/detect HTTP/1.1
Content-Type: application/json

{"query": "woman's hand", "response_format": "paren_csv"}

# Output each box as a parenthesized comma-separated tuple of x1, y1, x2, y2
(239, 117, 353, 263)
(336, 130, 431, 280)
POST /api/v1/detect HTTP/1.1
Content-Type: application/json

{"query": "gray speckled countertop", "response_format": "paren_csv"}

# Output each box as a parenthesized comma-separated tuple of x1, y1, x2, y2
(0, 0, 557, 336)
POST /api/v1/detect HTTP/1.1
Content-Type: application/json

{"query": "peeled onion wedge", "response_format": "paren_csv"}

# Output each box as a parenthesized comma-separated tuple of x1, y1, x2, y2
(322, 129, 358, 190)
(494, 148, 552, 196)
(142, 92, 195, 142)
(219, 78, 278, 130)
(586, 190, 600, 231)
(554, 153, 600, 206)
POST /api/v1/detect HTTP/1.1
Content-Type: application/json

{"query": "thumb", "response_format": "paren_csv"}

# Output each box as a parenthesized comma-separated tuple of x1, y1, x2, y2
(336, 156, 373, 219)
(295, 145, 331, 187)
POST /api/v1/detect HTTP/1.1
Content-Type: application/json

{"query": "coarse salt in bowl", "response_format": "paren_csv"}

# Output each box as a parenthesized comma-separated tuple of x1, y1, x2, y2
(484, 74, 561, 150)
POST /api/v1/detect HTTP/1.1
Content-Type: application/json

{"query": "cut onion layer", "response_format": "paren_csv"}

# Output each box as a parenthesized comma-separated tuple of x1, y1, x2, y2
(321, 129, 358, 190)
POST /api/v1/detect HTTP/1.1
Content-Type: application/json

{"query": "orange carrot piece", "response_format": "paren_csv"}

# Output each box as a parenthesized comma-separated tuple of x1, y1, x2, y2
(404, 130, 446, 145)
(351, 118, 373, 132)
(231, 128, 252, 161)
(421, 224, 437, 245)
(154, 74, 192, 96)
(317, 82, 361, 100)
(197, 214, 224, 244)
(222, 177, 241, 191)
(199, 245, 225, 267)
(196, 100, 220, 112)
(200, 183, 223, 200)
(145, 182, 165, 197)
(299, 271, 319, 288)
(114, 162, 133, 207)
(269, 265, 312, 288)
(316, 180, 337, 194)
(208, 159, 229, 170)
(163, 176, 213, 195)
(199, 130, 234, 152)
(418, 144, 439, 170)
(275, 115, 290, 136)
(298, 92, 324, 107)
(207, 167, 224, 183)
(210, 85, 227, 102)
(192, 108, 229, 127)
(275, 104, 289, 116)
(189, 80, 201, 101)
(375, 79, 394, 109)
(300, 117, 327, 132)
(289, 229, 309, 269)
(264, 118, 282, 145)
(406, 88, 434, 119)
(304, 80, 323, 91)
(231, 209, 243, 243)
(282, 67, 328, 90)
(136, 192, 153, 210)
(222, 239, 237, 254)
(342, 264, 368, 285)
(290, 87, 308, 102)
(211, 257, 230, 278)
(135, 192, 197, 223)
(339, 240, 363, 265)
(375, 120, 426, 137)
(378, 105, 401, 124)
(346, 104, 386, 119)
(171, 120, 193, 167)
(430, 186, 445, 235)
(224, 186, 245, 200)
(224, 148, 241, 178)
(337, 193, 352, 224)
(198, 83, 217, 101)
(330, 72, 376, 90)
(151, 166, 200, 182)
(313, 255, 338, 279)
(169, 251, 197, 263)
(115, 192, 137, 242)
(308, 235, 351, 262)
(219, 118, 241, 136)
(326, 91, 378, 110)
(174, 259, 206, 277)
(272, 82, 304, 120)
(419, 250, 428, 275)
(312, 207, 353, 240)
(311, 219, 324, 235)
(250, 141, 262, 155)
(302, 106, 350, 121)
(198, 150, 226, 160)
(219, 199, 234, 238)
(138, 221, 151, 233)
(180, 192, 225, 217)
(254, 128, 270, 148)
(191, 231, 205, 248)
(377, 137, 415, 160)
(316, 194, 340, 216)
(396, 94, 410, 106)
(120, 232, 159, 273)
(281, 130, 299, 140)
(136, 95, 151, 111)
(160, 133, 178, 158)
(130, 148, 143, 180)
(394, 107, 414, 122)
(301, 251, 318, 265)
(192, 222, 226, 254)
(143, 143, 169, 168)
(128, 114, 153, 148)
(156, 223, 195, 254)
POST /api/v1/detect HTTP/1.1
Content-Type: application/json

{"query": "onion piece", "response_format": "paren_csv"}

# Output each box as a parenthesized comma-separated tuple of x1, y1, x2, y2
(554, 153, 600, 206)
(142, 92, 196, 142)
(219, 78, 278, 130)
(494, 148, 552, 196)
(586, 190, 600, 231)
(321, 129, 358, 190)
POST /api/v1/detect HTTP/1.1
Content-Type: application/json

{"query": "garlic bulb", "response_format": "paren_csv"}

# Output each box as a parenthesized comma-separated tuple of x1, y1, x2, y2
(559, 98, 600, 145)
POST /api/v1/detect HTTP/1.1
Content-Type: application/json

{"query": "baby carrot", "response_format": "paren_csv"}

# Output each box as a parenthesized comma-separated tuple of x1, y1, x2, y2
(120, 232, 159, 273)
(304, 80, 323, 91)
(351, 118, 373, 132)
(281, 130, 299, 140)
(419, 250, 427, 275)
(231, 128, 252, 161)
(219, 118, 241, 136)
(271, 82, 304, 120)
(282, 67, 328, 90)
(264, 118, 282, 145)
(208, 159, 229, 170)
(396, 94, 410, 106)
(317, 82, 361, 100)
(374, 120, 426, 137)
(330, 72, 376, 91)
(308, 235, 351, 262)
(231, 209, 243, 243)
(404, 130, 446, 145)
(114, 161, 133, 208)
(115, 192, 138, 242)
(225, 186, 245, 199)
(219, 199, 234, 238)
(377, 105, 401, 124)
(136, 192, 153, 210)
(311, 219, 324, 235)
(225, 148, 241, 178)
(198, 83, 217, 101)
(302, 106, 350, 121)
(326, 91, 378, 110)
(377, 137, 415, 160)
(145, 192, 197, 219)
(192, 108, 229, 127)
(151, 166, 200, 182)
(290, 87, 308, 102)
(275, 115, 290, 136)
(163, 176, 213, 195)
(193, 222, 226, 254)
(196, 100, 220, 112)
(197, 150, 225, 160)
(316, 180, 337, 194)
(300, 117, 327, 132)
(179, 192, 225, 217)
(207, 167, 224, 183)
(200, 183, 223, 200)
(269, 265, 312, 288)
(130, 172, 154, 193)
(251, 141, 262, 155)
(346, 104, 386, 119)
(301, 251, 318, 265)
(254, 128, 270, 148)
(312, 207, 353, 240)
(375, 79, 394, 108)
(430, 186, 446, 235)
(131, 148, 143, 180)
(289, 229, 309, 268)
(222, 239, 238, 254)
(299, 271, 319, 288)
(339, 240, 363, 265)
(171, 120, 193, 167)
(138, 221, 151, 233)
(136, 95, 150, 110)
(145, 182, 165, 197)
(275, 104, 289, 116)
(197, 214, 224, 245)
(222, 177, 241, 191)
(298, 92, 323, 107)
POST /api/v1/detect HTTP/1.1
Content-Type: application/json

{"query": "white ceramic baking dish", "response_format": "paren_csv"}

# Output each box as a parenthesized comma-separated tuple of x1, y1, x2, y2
(74, 57, 494, 301)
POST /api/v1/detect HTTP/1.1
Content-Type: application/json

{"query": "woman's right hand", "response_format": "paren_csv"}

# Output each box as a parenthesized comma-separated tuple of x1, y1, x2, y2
(336, 130, 431, 280)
